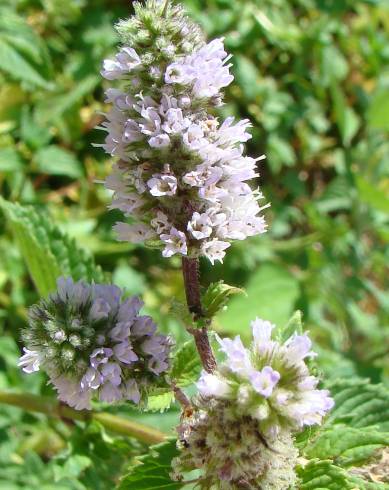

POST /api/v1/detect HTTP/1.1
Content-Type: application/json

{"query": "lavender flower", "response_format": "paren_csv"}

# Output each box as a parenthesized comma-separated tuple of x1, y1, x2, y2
(198, 318, 334, 436)
(19, 277, 172, 410)
(172, 318, 333, 488)
(98, 0, 268, 264)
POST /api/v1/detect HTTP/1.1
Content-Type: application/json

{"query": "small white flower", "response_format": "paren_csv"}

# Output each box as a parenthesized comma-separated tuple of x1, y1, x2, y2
(251, 318, 276, 354)
(284, 333, 317, 364)
(113, 222, 156, 243)
(249, 366, 280, 398)
(201, 239, 230, 264)
(18, 348, 40, 374)
(160, 227, 188, 257)
(151, 211, 171, 234)
(197, 371, 231, 398)
(215, 334, 252, 376)
(101, 47, 141, 80)
(148, 134, 171, 148)
(165, 62, 195, 84)
(187, 212, 213, 240)
(147, 174, 177, 196)
(162, 108, 191, 134)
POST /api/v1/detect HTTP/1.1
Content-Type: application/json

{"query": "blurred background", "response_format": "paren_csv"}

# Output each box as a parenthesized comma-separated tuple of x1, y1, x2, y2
(0, 0, 388, 488)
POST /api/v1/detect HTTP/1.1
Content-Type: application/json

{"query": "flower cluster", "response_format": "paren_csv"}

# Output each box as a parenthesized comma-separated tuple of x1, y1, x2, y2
(197, 318, 334, 436)
(172, 400, 298, 489)
(172, 319, 333, 487)
(19, 277, 171, 410)
(98, 0, 268, 264)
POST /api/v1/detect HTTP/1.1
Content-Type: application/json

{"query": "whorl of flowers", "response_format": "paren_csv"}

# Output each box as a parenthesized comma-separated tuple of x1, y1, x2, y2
(18, 277, 171, 410)
(197, 318, 334, 436)
(172, 319, 333, 487)
(172, 400, 298, 489)
(98, 0, 268, 264)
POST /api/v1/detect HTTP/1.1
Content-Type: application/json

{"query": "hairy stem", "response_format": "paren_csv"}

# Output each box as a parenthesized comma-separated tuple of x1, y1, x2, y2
(172, 383, 191, 408)
(182, 257, 203, 318)
(0, 391, 166, 445)
(182, 257, 216, 373)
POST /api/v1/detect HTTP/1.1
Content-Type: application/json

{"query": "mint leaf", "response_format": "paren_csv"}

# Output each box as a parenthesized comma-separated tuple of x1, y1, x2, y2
(117, 440, 183, 490)
(171, 340, 201, 388)
(0, 198, 105, 296)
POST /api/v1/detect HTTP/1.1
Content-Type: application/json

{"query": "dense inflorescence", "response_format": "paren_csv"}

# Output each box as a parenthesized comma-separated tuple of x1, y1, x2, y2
(19, 277, 171, 410)
(172, 400, 298, 490)
(98, 0, 268, 264)
(198, 318, 334, 435)
(172, 318, 334, 487)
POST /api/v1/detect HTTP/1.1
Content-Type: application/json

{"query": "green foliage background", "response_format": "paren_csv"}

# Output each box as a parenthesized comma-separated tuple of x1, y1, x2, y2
(0, 0, 388, 488)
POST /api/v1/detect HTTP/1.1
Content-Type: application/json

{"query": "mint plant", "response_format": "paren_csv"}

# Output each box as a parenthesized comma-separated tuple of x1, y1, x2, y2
(0, 0, 386, 489)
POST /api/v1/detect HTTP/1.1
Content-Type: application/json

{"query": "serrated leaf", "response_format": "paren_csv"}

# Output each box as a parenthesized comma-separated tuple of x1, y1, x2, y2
(298, 460, 356, 489)
(0, 198, 105, 296)
(171, 340, 202, 387)
(203, 281, 244, 318)
(35, 145, 83, 178)
(117, 439, 183, 490)
(170, 299, 193, 325)
(326, 379, 389, 431)
(35, 75, 99, 124)
(305, 427, 389, 466)
(146, 388, 175, 413)
(0, 7, 51, 69)
(276, 310, 303, 342)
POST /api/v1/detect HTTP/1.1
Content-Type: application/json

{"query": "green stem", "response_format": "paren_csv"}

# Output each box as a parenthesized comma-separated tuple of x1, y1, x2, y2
(0, 390, 166, 445)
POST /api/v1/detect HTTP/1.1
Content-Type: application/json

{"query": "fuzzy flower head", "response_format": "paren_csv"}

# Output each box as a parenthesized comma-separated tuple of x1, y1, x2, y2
(19, 277, 172, 410)
(197, 318, 334, 437)
(172, 399, 298, 489)
(98, 0, 268, 265)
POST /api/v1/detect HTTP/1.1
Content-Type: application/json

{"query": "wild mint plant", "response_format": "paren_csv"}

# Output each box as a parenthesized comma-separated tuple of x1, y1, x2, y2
(7, 1, 388, 489)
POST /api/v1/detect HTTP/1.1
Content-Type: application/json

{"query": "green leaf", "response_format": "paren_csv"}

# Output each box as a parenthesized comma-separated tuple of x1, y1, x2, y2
(368, 89, 389, 130)
(0, 39, 51, 89)
(35, 75, 99, 124)
(20, 107, 52, 150)
(298, 460, 356, 489)
(169, 299, 193, 326)
(146, 388, 175, 413)
(0, 147, 23, 172)
(276, 310, 303, 342)
(117, 440, 183, 490)
(0, 198, 105, 297)
(304, 427, 389, 466)
(320, 45, 348, 87)
(217, 263, 300, 338)
(171, 340, 202, 388)
(356, 176, 389, 214)
(35, 145, 83, 179)
(331, 84, 360, 147)
(203, 281, 245, 319)
(267, 134, 296, 173)
(326, 379, 389, 432)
